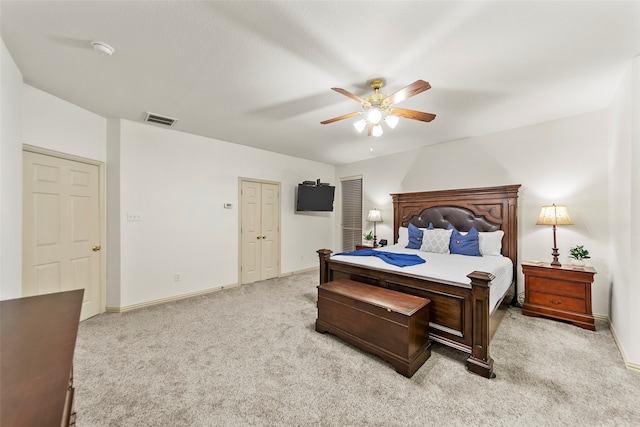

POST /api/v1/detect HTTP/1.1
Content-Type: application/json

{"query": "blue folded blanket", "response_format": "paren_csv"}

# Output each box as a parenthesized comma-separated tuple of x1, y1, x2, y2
(336, 249, 426, 267)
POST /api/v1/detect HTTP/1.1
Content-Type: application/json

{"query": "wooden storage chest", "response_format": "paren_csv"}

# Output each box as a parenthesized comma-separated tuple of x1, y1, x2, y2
(316, 278, 431, 377)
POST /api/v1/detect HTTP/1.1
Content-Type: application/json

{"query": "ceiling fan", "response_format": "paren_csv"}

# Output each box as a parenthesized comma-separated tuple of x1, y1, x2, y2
(320, 79, 436, 137)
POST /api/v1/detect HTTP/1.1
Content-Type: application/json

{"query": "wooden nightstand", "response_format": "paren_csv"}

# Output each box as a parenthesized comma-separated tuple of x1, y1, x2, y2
(521, 262, 596, 330)
(355, 244, 379, 250)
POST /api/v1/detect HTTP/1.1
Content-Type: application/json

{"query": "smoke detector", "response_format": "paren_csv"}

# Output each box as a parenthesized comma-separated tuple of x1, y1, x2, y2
(91, 41, 114, 56)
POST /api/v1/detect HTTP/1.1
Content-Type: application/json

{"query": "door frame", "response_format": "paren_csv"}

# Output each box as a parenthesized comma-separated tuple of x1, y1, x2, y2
(22, 144, 106, 315)
(238, 177, 281, 285)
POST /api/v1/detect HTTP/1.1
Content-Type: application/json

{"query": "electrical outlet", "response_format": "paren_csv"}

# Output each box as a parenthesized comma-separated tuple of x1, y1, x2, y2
(175, 273, 181, 282)
(127, 212, 143, 221)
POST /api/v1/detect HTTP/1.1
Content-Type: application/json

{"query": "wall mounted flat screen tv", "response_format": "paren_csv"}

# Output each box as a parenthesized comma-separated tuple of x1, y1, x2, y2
(296, 184, 335, 212)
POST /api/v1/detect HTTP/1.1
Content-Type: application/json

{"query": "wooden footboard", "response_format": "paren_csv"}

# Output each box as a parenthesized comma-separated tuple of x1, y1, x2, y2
(318, 249, 497, 378)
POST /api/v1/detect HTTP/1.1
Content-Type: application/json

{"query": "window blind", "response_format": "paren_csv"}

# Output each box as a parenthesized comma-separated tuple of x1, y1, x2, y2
(341, 177, 363, 251)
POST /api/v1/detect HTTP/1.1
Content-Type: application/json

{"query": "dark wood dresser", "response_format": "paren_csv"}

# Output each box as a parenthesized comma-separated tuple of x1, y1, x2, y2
(316, 278, 431, 377)
(1, 289, 84, 426)
(521, 262, 596, 330)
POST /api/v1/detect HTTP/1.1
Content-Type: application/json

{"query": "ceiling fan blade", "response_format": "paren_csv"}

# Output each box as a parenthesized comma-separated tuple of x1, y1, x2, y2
(331, 87, 368, 105)
(385, 80, 431, 106)
(390, 107, 436, 122)
(320, 111, 362, 125)
(367, 122, 373, 136)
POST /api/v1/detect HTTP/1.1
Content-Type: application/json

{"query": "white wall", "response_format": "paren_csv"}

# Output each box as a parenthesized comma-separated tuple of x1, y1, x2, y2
(336, 111, 611, 317)
(0, 40, 23, 300)
(609, 57, 640, 368)
(631, 56, 640, 368)
(111, 119, 335, 308)
(22, 85, 107, 162)
(106, 119, 122, 307)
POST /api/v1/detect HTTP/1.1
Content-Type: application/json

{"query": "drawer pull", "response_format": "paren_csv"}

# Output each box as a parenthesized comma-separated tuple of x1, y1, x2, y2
(549, 299, 562, 305)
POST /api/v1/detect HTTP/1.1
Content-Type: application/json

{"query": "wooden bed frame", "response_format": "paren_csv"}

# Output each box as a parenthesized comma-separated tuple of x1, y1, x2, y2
(317, 184, 520, 378)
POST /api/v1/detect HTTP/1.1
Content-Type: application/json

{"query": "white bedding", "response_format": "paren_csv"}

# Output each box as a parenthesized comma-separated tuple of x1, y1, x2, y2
(332, 244, 513, 314)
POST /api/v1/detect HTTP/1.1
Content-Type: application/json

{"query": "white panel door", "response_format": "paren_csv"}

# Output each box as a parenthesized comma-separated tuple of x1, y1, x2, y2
(23, 151, 102, 320)
(240, 180, 280, 284)
(241, 180, 261, 284)
(260, 183, 279, 280)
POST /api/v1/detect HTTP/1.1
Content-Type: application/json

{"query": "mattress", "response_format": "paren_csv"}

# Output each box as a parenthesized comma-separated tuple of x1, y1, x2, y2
(331, 244, 514, 314)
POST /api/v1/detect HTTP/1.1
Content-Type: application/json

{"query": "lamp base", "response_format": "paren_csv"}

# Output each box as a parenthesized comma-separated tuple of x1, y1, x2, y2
(551, 247, 561, 266)
(373, 223, 378, 247)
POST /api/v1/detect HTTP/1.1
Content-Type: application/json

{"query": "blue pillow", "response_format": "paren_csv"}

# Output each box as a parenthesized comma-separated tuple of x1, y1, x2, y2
(405, 223, 424, 249)
(449, 226, 482, 256)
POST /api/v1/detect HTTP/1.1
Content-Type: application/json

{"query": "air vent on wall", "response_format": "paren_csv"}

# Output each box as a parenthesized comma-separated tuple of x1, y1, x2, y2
(144, 112, 178, 127)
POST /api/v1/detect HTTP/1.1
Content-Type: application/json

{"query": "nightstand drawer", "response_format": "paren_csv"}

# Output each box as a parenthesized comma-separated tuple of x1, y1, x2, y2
(527, 276, 586, 299)
(528, 291, 587, 313)
(521, 263, 596, 330)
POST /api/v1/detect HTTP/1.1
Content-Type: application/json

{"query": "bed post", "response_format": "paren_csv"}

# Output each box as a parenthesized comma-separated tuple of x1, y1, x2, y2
(317, 249, 333, 284)
(466, 271, 496, 379)
(392, 194, 401, 244)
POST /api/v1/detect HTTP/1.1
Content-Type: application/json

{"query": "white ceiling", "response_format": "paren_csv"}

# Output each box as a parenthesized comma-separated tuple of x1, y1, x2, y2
(2, 1, 639, 165)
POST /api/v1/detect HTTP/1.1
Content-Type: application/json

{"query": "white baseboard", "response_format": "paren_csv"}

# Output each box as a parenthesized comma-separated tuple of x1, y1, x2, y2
(105, 282, 240, 313)
(280, 266, 318, 277)
(608, 318, 640, 373)
(104, 268, 319, 313)
(593, 313, 609, 322)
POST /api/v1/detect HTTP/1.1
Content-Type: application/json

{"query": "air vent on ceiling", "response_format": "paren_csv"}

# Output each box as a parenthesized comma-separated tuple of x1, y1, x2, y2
(144, 112, 178, 127)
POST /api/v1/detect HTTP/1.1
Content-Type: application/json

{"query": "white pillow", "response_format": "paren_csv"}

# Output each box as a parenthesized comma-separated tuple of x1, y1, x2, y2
(420, 228, 453, 254)
(479, 230, 504, 256)
(397, 227, 409, 246)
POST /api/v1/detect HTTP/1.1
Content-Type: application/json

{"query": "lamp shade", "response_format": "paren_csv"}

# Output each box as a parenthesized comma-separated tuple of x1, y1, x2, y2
(353, 119, 366, 133)
(536, 204, 574, 226)
(367, 209, 382, 222)
(385, 115, 399, 129)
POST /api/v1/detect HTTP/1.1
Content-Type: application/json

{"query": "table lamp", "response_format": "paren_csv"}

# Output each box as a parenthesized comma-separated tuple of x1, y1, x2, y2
(536, 204, 573, 266)
(367, 209, 382, 247)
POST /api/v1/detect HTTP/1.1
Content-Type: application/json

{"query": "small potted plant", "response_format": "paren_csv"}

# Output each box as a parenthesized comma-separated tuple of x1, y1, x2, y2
(569, 245, 590, 267)
(363, 231, 374, 246)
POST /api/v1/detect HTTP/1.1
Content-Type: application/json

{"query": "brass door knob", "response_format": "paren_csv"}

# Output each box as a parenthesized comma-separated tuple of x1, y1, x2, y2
(256, 236, 262, 239)
(92, 245, 101, 252)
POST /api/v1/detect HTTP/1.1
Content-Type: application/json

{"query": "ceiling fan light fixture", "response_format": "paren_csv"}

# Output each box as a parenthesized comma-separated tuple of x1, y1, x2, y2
(321, 79, 435, 145)
(368, 108, 382, 124)
(353, 119, 367, 133)
(385, 114, 399, 129)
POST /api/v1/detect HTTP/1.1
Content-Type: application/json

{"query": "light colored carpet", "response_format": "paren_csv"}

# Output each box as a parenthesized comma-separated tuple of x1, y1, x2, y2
(74, 271, 640, 426)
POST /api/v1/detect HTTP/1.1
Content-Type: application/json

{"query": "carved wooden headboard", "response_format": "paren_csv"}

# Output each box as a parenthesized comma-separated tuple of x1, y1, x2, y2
(391, 185, 521, 267)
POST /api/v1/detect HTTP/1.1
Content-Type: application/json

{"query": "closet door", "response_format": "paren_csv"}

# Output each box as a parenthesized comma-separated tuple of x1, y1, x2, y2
(259, 183, 279, 280)
(240, 180, 280, 284)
